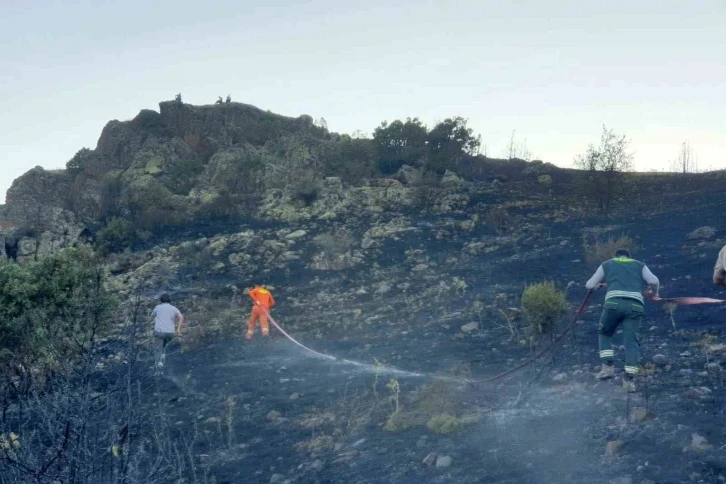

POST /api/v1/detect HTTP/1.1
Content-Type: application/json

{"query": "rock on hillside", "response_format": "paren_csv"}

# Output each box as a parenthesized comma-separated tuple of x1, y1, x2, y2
(2, 101, 319, 217)
(0, 101, 326, 257)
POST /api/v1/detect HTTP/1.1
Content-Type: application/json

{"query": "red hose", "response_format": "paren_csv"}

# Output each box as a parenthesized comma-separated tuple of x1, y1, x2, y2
(471, 290, 594, 383)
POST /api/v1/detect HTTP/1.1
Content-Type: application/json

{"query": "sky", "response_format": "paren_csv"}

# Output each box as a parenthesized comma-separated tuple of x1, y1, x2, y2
(1, 0, 724, 201)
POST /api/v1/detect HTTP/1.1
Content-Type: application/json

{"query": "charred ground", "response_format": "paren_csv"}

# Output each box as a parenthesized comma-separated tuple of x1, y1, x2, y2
(124, 176, 726, 484)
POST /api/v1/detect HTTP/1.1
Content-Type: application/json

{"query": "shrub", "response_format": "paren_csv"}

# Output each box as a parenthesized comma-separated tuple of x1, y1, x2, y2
(484, 207, 511, 234)
(166, 157, 205, 194)
(521, 281, 567, 335)
(312, 230, 356, 270)
(582, 233, 633, 269)
(127, 180, 188, 230)
(291, 178, 320, 207)
(383, 409, 411, 432)
(66, 147, 93, 172)
(411, 380, 457, 417)
(426, 413, 479, 434)
(411, 172, 446, 212)
(0, 246, 115, 390)
(95, 217, 135, 255)
(263, 134, 323, 205)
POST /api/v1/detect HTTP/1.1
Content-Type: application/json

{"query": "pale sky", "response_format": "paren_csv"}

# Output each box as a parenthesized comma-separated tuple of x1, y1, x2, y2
(1, 0, 724, 202)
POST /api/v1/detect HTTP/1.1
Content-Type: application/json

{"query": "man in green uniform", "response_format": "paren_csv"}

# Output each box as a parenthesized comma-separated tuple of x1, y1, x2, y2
(585, 248, 660, 392)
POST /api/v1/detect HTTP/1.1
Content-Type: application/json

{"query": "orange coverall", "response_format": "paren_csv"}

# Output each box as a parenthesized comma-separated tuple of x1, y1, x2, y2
(247, 287, 275, 338)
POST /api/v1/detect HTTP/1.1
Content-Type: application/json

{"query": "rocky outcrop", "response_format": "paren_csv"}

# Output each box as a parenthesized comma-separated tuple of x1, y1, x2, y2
(0, 207, 87, 264)
(0, 167, 88, 262)
(0, 101, 326, 255)
(4, 167, 74, 223)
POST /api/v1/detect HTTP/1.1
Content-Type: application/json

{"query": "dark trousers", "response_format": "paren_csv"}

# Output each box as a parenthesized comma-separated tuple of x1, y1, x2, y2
(598, 297, 644, 376)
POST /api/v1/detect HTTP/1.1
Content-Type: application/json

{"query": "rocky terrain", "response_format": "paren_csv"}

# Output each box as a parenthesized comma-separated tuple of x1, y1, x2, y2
(3, 100, 726, 483)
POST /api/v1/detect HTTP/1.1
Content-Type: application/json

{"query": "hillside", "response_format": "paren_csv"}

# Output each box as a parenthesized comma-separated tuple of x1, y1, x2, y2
(2, 101, 726, 483)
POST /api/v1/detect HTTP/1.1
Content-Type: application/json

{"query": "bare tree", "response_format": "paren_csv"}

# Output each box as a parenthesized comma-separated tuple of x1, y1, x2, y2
(671, 140, 698, 173)
(574, 125, 633, 216)
(504, 130, 532, 161)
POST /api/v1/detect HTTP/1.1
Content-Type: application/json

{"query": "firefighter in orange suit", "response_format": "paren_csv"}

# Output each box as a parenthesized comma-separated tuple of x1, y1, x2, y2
(246, 284, 275, 340)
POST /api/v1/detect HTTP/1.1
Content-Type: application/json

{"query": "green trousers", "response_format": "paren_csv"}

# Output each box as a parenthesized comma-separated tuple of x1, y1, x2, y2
(598, 297, 644, 375)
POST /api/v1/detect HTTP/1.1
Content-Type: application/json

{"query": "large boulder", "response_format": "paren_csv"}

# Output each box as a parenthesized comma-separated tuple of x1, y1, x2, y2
(4, 166, 73, 223)
(10, 207, 87, 264)
(396, 164, 422, 185)
(440, 169, 464, 188)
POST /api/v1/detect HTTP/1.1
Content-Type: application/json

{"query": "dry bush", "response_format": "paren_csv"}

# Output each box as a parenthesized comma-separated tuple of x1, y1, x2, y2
(382, 409, 412, 432)
(311, 230, 357, 271)
(582, 233, 633, 268)
(182, 306, 247, 349)
(426, 413, 480, 434)
(294, 435, 336, 453)
(298, 410, 338, 429)
(484, 207, 511, 234)
(411, 174, 446, 212)
(410, 380, 458, 417)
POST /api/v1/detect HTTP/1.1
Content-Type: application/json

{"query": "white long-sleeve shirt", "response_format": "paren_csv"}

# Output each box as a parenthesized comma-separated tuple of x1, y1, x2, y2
(585, 264, 660, 293)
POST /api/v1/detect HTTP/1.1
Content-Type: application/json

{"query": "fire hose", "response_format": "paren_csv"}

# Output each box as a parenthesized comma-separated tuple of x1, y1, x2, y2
(257, 288, 726, 384)
(259, 305, 336, 361)
(647, 294, 726, 305)
(259, 292, 594, 383)
(469, 289, 594, 383)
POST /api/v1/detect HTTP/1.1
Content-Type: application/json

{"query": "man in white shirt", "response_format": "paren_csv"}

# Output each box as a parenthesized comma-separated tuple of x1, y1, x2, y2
(713, 245, 726, 286)
(151, 293, 184, 369)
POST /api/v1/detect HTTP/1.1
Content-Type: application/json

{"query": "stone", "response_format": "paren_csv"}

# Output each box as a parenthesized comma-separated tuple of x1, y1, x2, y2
(311, 459, 324, 471)
(361, 237, 375, 250)
(689, 433, 713, 452)
(629, 407, 652, 423)
(705, 362, 721, 372)
(537, 174, 553, 186)
(707, 344, 726, 355)
(422, 452, 438, 466)
(322, 177, 343, 193)
(289, 393, 301, 400)
(285, 230, 307, 240)
(267, 411, 281, 421)
(686, 226, 717, 240)
(270, 474, 285, 484)
(376, 283, 392, 294)
(610, 478, 632, 484)
(461, 322, 479, 333)
(441, 170, 464, 187)
(605, 440, 623, 456)
(552, 373, 568, 383)
(652, 354, 668, 366)
(204, 417, 220, 424)
(435, 455, 452, 468)
(397, 164, 421, 184)
(685, 387, 712, 400)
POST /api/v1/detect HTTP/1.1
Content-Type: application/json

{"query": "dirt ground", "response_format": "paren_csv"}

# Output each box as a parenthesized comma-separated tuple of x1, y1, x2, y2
(150, 187, 726, 484)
